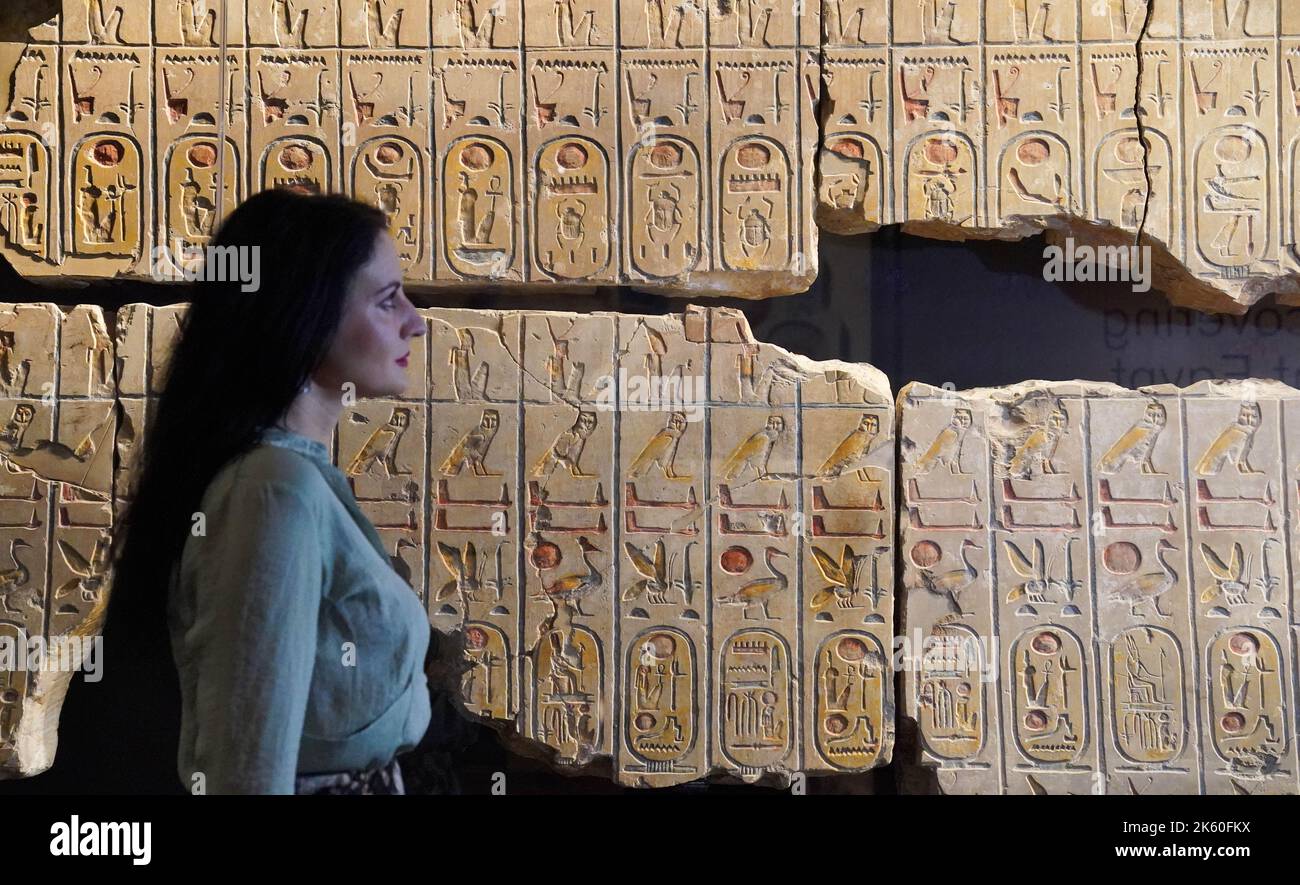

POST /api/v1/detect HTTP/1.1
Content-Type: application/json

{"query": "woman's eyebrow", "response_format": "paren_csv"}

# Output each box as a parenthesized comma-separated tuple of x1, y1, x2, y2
(374, 281, 401, 299)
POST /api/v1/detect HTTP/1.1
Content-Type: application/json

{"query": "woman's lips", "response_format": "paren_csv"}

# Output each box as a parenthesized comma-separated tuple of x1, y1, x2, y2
(396, 352, 409, 367)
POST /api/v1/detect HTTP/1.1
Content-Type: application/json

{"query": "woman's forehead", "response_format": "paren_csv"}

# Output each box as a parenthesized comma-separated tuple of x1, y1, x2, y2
(352, 232, 402, 290)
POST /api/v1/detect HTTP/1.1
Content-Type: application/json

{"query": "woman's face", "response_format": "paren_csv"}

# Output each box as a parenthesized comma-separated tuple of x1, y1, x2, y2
(314, 231, 424, 399)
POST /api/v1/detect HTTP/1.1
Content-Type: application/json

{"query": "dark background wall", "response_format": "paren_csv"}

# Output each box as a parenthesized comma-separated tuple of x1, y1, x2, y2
(1, 226, 1294, 795)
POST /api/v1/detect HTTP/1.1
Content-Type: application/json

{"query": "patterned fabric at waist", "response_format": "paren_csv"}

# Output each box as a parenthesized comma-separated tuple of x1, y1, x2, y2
(293, 757, 405, 795)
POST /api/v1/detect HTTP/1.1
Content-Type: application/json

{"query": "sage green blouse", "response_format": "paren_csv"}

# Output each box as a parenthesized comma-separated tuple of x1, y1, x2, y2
(168, 426, 431, 794)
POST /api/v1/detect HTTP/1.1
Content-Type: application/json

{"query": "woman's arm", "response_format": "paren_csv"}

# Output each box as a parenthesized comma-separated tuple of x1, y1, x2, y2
(187, 480, 323, 794)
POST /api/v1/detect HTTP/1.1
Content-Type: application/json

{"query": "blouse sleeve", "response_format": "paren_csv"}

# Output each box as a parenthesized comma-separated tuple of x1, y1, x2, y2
(188, 480, 323, 794)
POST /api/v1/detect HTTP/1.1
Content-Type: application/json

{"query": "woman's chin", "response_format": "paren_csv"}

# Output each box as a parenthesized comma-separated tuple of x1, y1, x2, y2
(377, 373, 413, 398)
(348, 372, 405, 400)
(349, 382, 389, 401)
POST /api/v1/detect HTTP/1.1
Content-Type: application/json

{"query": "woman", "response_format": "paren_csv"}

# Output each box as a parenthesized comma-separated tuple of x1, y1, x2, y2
(107, 190, 431, 794)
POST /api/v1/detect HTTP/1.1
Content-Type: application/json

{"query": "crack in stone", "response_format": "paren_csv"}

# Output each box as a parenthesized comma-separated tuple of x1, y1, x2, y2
(813, 40, 829, 220)
(1133, 0, 1159, 250)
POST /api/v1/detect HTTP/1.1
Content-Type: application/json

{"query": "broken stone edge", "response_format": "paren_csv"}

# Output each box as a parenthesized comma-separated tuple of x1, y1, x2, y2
(428, 305, 895, 789)
(893, 374, 1300, 793)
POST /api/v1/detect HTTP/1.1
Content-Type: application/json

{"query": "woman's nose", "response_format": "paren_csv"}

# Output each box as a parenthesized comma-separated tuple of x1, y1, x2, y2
(402, 299, 425, 339)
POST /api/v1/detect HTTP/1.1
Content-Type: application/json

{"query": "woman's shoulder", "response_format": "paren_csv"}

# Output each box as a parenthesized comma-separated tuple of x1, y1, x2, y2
(178, 443, 336, 589)
(204, 441, 332, 508)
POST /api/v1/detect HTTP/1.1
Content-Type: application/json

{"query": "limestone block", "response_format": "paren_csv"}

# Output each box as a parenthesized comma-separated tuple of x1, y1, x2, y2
(342, 48, 434, 280)
(449, 305, 894, 784)
(113, 303, 187, 503)
(816, 0, 1300, 312)
(426, 304, 895, 785)
(0, 304, 115, 779)
(153, 0, 247, 47)
(0, 41, 57, 275)
(5, 2, 1300, 309)
(898, 378, 1300, 794)
(113, 302, 893, 787)
(59, 6, 154, 279)
(250, 47, 342, 195)
(0, 3, 821, 296)
(155, 46, 245, 273)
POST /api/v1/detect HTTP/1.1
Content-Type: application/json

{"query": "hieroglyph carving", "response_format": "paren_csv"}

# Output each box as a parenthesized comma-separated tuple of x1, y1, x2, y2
(13, 301, 1300, 792)
(0, 304, 115, 778)
(3, 2, 1298, 308)
(0, 0, 820, 295)
(818, 0, 1300, 312)
(899, 378, 1300, 794)
(104, 302, 894, 789)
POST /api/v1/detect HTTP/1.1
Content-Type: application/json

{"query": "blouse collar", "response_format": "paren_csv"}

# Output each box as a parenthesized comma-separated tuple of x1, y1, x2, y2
(256, 424, 394, 566)
(257, 425, 331, 465)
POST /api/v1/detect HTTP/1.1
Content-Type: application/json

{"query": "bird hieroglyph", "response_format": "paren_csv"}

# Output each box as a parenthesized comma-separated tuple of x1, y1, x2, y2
(899, 378, 1300, 795)
(13, 2, 1300, 310)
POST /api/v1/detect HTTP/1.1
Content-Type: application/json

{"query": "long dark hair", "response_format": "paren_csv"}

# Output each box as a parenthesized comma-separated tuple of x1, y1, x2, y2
(109, 191, 387, 642)
(50, 191, 388, 793)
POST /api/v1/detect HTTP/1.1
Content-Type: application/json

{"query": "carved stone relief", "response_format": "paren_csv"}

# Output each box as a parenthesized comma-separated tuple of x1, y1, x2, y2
(5, 302, 1300, 792)
(0, 303, 114, 778)
(4, 3, 1300, 307)
(0, 2, 821, 296)
(91, 302, 895, 788)
(816, 0, 1300, 312)
(401, 303, 895, 785)
(899, 379, 1300, 794)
